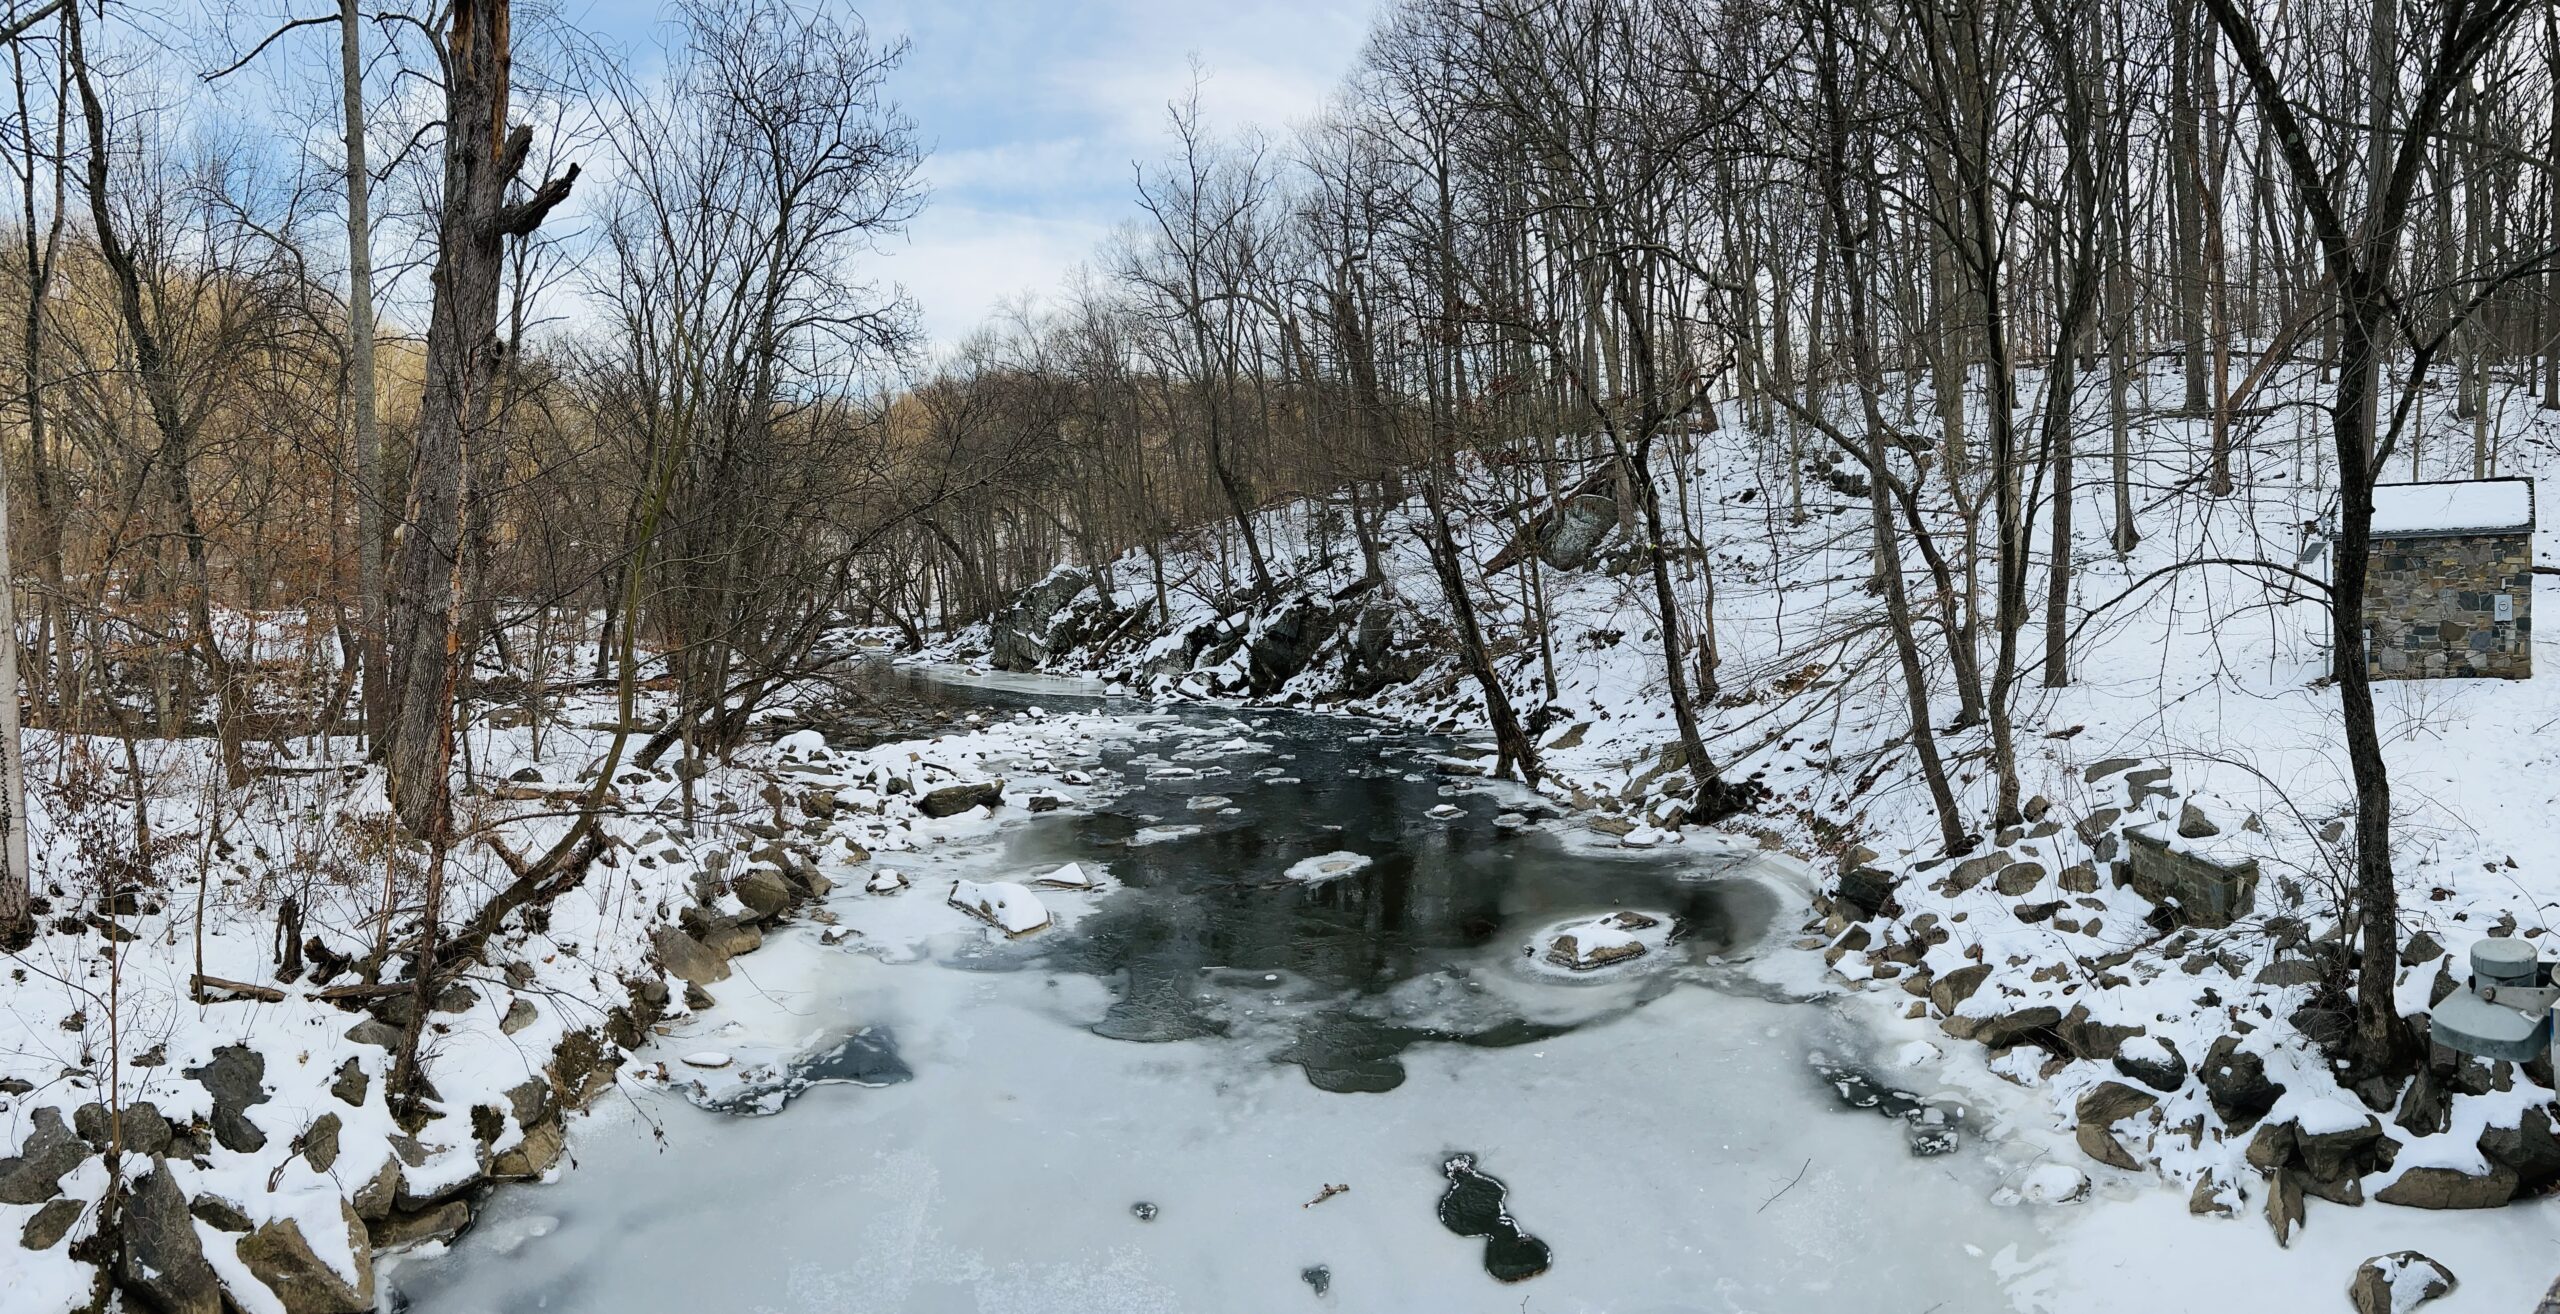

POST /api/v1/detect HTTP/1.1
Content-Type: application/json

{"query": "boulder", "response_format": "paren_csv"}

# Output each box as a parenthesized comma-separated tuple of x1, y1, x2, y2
(2113, 1036, 2189, 1092)
(2295, 1115, 2383, 1184)
(329, 1059, 368, 1108)
(2177, 802, 2221, 839)
(500, 999, 538, 1036)
(20, 1196, 81, 1249)
(1993, 862, 2045, 896)
(1929, 964, 1993, 1015)
(701, 917, 763, 957)
(190, 1195, 253, 1233)
(732, 867, 794, 921)
(1247, 595, 1338, 694)
(349, 1156, 400, 1222)
(0, 1106, 89, 1204)
(651, 926, 731, 986)
(2057, 1006, 2145, 1061)
(2263, 1167, 2304, 1247)
(2074, 1081, 2158, 1170)
(185, 1044, 271, 1153)
(301, 1112, 342, 1174)
(1967, 1006, 2063, 1050)
(2374, 1165, 2517, 1209)
(918, 780, 1003, 818)
(74, 1100, 173, 1158)
(1538, 494, 1620, 570)
(121, 1161, 223, 1314)
(370, 1200, 472, 1250)
(2201, 1036, 2284, 1129)
(2187, 1168, 2243, 1218)
(2477, 1106, 2560, 1190)
(236, 1201, 375, 1314)
(2348, 1252, 2455, 1314)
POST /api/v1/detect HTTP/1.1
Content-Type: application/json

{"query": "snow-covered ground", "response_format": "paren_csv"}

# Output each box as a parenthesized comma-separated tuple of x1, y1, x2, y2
(923, 361, 2560, 1304)
(0, 669, 1126, 1313)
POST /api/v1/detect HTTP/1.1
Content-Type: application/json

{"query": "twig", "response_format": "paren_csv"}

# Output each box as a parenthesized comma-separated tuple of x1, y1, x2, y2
(1757, 1157, 1810, 1213)
(1302, 1183, 1349, 1208)
(189, 974, 285, 1003)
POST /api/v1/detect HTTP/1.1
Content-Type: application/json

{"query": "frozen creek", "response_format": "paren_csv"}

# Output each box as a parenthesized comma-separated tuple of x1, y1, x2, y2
(385, 670, 2100, 1312)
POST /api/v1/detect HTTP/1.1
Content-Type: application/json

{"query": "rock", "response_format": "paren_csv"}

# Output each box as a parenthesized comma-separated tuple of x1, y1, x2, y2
(1539, 493, 1620, 570)
(21, 1196, 81, 1249)
(1968, 1006, 2062, 1050)
(74, 1100, 172, 1158)
(489, 1115, 564, 1180)
(2057, 1007, 2144, 1061)
(350, 1157, 401, 1222)
(2263, 1167, 2304, 1247)
(733, 868, 794, 921)
(343, 1019, 404, 1050)
(1247, 595, 1339, 693)
(1836, 867, 1896, 919)
(185, 1043, 271, 1153)
(2244, 1120, 2297, 1172)
(2177, 802, 2221, 839)
(2395, 1066, 2451, 1137)
(1300, 1264, 1332, 1297)
(651, 926, 731, 986)
(2074, 1081, 2159, 1170)
(2113, 1036, 2189, 1092)
(1130, 1201, 1158, 1222)
(2254, 957, 2324, 986)
(2348, 1251, 2456, 1314)
(2373, 1165, 2518, 1209)
(500, 998, 538, 1035)
(2016, 1163, 2089, 1204)
(2187, 1168, 2243, 1218)
(122, 1161, 223, 1314)
(2201, 1036, 2284, 1129)
(301, 1112, 342, 1173)
(2082, 757, 2140, 782)
(2401, 930, 2445, 967)
(947, 880, 1049, 937)
(0, 1106, 88, 1204)
(2075, 807, 2123, 843)
(2023, 794, 2051, 822)
(2295, 1115, 2383, 1183)
(2476, 1106, 2560, 1190)
(330, 1059, 368, 1108)
(1929, 964, 1993, 1015)
(190, 1194, 254, 1232)
(700, 917, 763, 957)
(371, 1200, 472, 1250)
(1944, 853, 2006, 893)
(2057, 862, 2099, 893)
(1993, 862, 2045, 896)
(237, 1201, 375, 1314)
(918, 780, 1003, 818)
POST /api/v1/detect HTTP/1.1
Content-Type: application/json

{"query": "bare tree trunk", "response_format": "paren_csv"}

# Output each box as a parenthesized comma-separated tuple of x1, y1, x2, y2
(342, 0, 384, 744)
(381, 0, 575, 836)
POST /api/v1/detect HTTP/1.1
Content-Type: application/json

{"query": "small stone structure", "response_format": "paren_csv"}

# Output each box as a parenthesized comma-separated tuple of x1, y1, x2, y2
(2120, 824, 2258, 928)
(2363, 478, 2534, 680)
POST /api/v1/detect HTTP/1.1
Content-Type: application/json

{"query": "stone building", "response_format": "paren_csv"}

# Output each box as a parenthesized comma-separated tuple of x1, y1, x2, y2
(2363, 478, 2535, 680)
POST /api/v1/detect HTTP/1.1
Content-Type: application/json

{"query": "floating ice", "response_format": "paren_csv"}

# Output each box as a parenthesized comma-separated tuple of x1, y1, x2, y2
(1130, 824, 1203, 846)
(1427, 803, 1464, 820)
(680, 1051, 732, 1069)
(1285, 851, 1373, 883)
(1030, 862, 1097, 890)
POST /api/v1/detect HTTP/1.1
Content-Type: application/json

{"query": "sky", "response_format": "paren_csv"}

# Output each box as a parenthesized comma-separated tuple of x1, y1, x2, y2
(553, 0, 1380, 354)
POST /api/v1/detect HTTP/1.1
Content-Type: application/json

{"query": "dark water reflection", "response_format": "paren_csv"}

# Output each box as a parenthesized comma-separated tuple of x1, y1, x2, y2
(832, 661, 1781, 1092)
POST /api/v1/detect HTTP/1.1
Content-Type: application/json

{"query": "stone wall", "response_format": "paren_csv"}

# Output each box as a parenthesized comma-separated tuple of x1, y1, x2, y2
(2365, 529, 2532, 680)
(2120, 825, 2259, 929)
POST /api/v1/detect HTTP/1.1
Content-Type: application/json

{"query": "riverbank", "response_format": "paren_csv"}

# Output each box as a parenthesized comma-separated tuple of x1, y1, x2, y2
(0, 677, 1124, 1314)
(921, 360, 2560, 1305)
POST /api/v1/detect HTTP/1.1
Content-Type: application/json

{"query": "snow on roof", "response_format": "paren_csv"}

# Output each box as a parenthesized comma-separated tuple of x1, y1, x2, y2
(2369, 479, 2534, 537)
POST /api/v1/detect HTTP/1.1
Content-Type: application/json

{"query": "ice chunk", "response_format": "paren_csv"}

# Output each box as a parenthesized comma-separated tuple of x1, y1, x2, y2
(1030, 862, 1096, 890)
(2014, 1163, 2088, 1205)
(865, 869, 910, 894)
(1130, 824, 1202, 846)
(1427, 803, 1464, 820)
(1285, 851, 1373, 883)
(948, 880, 1050, 936)
(1186, 795, 1232, 811)
(681, 1051, 733, 1069)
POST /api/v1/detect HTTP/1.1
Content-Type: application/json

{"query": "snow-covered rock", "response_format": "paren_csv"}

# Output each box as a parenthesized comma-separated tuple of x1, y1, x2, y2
(1535, 911, 1673, 972)
(947, 880, 1050, 936)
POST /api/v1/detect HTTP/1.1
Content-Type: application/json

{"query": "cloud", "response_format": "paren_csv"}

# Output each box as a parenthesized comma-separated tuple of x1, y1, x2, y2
(880, 204, 1117, 351)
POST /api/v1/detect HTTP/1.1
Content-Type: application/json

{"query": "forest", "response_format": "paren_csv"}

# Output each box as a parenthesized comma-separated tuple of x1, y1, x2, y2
(1, 0, 2557, 1310)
